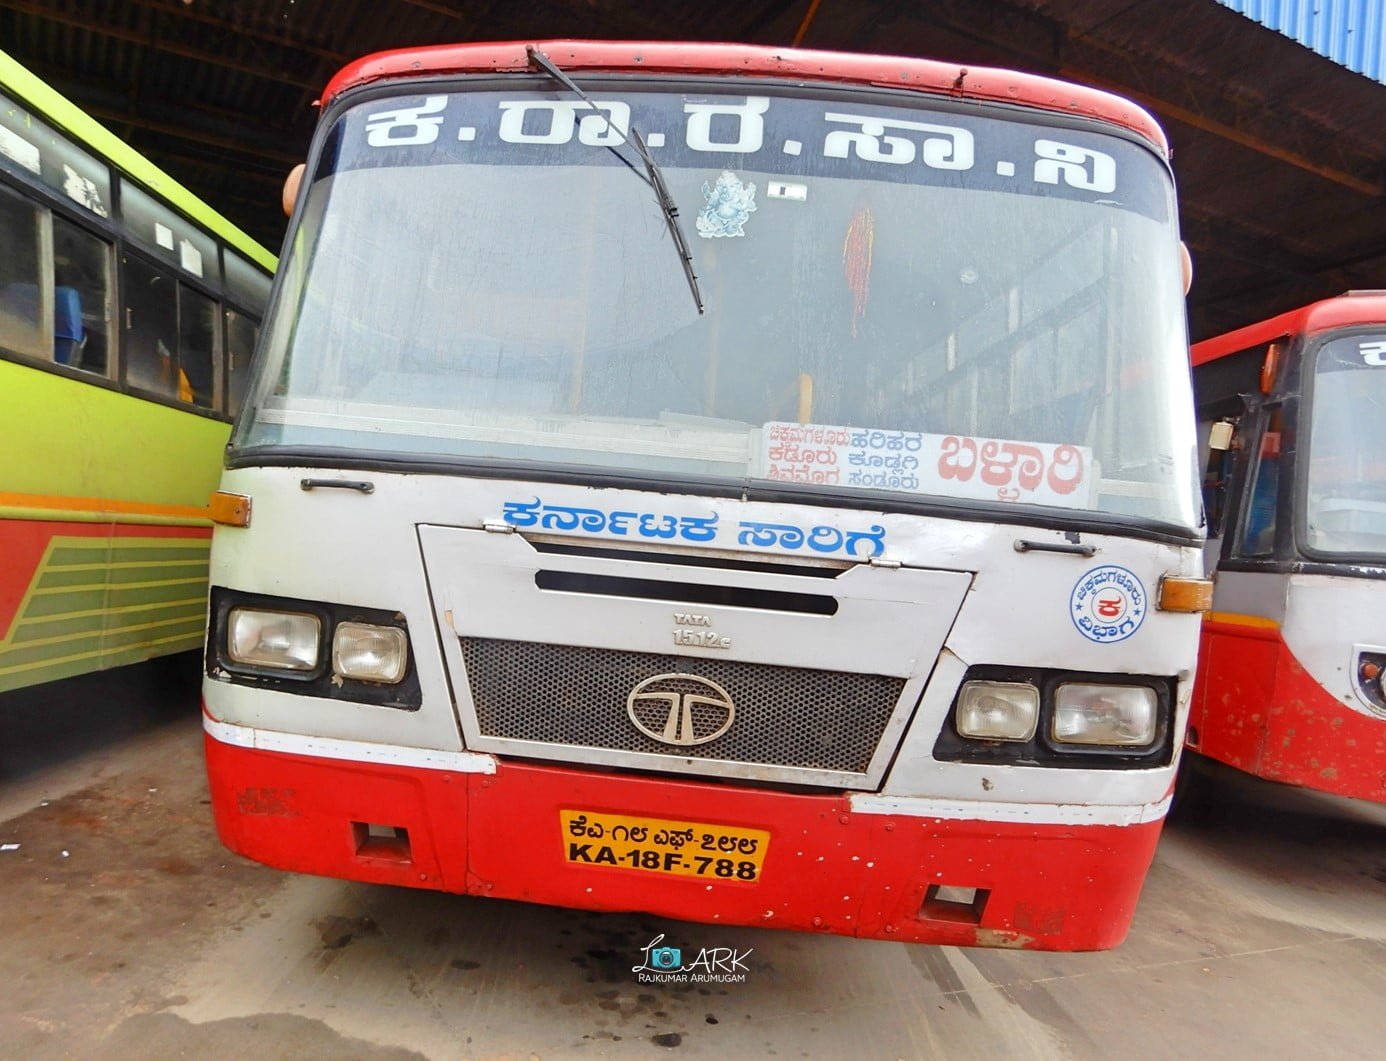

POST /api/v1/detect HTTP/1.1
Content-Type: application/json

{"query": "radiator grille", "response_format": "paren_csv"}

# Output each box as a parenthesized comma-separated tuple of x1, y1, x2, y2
(459, 638, 906, 774)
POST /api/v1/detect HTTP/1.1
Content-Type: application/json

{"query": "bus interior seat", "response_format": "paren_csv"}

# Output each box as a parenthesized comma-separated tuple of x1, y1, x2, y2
(53, 286, 85, 365)
(0, 283, 85, 365)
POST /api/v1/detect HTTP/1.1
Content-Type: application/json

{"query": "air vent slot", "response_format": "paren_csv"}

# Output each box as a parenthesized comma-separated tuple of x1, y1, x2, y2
(527, 538, 846, 578)
(535, 570, 838, 615)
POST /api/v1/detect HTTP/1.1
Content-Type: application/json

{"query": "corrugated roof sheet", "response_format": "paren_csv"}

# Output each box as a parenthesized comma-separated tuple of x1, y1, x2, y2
(1218, 0, 1386, 83)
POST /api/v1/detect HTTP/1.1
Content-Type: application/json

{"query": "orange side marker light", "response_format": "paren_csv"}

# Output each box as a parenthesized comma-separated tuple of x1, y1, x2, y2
(1158, 576, 1213, 613)
(210, 491, 252, 528)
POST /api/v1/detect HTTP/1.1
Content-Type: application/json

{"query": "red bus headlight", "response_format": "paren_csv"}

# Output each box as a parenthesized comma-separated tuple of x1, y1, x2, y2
(227, 608, 321, 671)
(1052, 684, 1157, 746)
(955, 681, 1039, 741)
(332, 622, 409, 684)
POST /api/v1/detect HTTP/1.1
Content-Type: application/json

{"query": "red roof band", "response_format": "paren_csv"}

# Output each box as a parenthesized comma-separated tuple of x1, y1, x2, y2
(1192, 291, 1386, 366)
(318, 39, 1170, 156)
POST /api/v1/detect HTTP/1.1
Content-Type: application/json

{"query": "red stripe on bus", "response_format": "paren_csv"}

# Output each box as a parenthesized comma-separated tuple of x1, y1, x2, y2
(1191, 292, 1386, 366)
(319, 40, 1170, 155)
(0, 520, 210, 640)
(1190, 625, 1386, 802)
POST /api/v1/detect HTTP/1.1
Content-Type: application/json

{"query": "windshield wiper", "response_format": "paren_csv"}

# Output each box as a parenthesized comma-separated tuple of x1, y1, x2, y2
(526, 46, 704, 315)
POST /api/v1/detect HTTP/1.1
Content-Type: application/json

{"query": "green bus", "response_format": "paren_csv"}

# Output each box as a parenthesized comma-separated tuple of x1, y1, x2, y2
(0, 50, 276, 693)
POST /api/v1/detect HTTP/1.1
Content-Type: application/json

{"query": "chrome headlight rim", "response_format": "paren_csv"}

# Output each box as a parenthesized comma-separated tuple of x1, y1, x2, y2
(1050, 681, 1160, 749)
(332, 621, 410, 685)
(222, 603, 329, 680)
(955, 679, 1041, 743)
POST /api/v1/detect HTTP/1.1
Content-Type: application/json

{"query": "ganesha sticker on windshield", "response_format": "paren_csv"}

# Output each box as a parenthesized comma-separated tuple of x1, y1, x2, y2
(697, 170, 757, 238)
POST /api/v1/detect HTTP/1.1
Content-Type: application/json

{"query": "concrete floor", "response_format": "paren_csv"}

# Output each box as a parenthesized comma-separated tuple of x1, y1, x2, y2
(1, 660, 1383, 1060)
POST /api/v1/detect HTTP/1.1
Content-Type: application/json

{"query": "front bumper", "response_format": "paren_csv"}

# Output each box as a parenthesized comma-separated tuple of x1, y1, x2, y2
(204, 721, 1165, 951)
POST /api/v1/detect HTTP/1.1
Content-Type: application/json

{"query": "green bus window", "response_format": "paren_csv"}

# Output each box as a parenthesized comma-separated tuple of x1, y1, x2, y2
(122, 255, 181, 401)
(120, 180, 220, 286)
(52, 215, 113, 376)
(225, 308, 258, 417)
(178, 285, 218, 410)
(225, 250, 271, 314)
(0, 185, 48, 360)
(0, 89, 111, 218)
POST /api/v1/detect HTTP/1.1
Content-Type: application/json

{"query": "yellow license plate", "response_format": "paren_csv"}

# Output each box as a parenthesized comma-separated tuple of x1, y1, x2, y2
(560, 810, 770, 882)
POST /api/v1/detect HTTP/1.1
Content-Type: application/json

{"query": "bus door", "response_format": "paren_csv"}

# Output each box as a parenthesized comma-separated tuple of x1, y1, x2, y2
(1189, 340, 1295, 775)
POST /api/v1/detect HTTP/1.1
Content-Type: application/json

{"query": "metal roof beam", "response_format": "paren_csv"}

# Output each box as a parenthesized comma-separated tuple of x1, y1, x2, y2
(4, 0, 321, 90)
(1060, 36, 1385, 197)
(395, 0, 469, 20)
(826, 0, 1383, 196)
(82, 103, 303, 167)
(120, 0, 349, 64)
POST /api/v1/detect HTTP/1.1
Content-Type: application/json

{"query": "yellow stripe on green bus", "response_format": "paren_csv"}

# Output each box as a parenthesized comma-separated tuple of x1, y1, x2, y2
(0, 533, 211, 691)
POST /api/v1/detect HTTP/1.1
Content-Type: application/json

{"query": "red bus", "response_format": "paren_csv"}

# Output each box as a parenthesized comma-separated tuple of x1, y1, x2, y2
(1189, 291, 1386, 803)
(203, 40, 1207, 951)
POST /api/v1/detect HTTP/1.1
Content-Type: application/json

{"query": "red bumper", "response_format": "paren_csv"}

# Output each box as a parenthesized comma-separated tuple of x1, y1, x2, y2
(1191, 620, 1386, 802)
(204, 732, 1164, 951)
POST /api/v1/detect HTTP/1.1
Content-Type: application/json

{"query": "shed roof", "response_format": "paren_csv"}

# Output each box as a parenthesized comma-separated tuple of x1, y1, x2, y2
(1, 0, 1381, 341)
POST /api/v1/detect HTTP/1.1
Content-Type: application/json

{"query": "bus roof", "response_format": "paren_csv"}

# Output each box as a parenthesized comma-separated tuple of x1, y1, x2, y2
(319, 39, 1170, 157)
(1191, 291, 1386, 366)
(0, 49, 277, 274)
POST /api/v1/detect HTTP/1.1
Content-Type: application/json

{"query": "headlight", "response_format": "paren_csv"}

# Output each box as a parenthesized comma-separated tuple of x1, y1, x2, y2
(227, 608, 320, 671)
(1052, 683, 1157, 746)
(956, 681, 1039, 741)
(333, 622, 408, 684)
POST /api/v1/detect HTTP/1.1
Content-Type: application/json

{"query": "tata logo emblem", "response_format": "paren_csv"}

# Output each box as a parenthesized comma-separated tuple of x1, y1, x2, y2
(627, 673, 736, 747)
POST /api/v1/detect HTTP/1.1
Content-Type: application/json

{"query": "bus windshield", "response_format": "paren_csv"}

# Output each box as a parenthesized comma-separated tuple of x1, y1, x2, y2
(1305, 331, 1386, 555)
(235, 85, 1197, 530)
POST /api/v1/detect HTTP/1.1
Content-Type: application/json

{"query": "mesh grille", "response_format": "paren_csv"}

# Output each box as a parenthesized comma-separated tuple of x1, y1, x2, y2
(459, 638, 907, 774)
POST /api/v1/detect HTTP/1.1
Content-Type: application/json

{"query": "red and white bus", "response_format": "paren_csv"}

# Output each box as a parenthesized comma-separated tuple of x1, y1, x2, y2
(201, 41, 1210, 951)
(1188, 291, 1386, 803)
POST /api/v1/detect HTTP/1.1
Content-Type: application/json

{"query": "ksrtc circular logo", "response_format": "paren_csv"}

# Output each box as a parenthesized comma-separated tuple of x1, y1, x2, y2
(1070, 565, 1147, 643)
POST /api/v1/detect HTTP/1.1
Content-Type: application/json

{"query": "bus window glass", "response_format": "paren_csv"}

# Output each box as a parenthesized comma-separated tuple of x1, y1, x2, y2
(179, 285, 218, 410)
(0, 185, 46, 359)
(0, 90, 111, 217)
(123, 254, 182, 400)
(120, 180, 220, 286)
(52, 214, 113, 376)
(1305, 332, 1386, 555)
(225, 250, 271, 313)
(225, 308, 258, 417)
(237, 89, 1198, 530)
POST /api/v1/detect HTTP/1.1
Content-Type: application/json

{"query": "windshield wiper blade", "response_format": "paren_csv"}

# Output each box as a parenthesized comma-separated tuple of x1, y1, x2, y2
(526, 46, 704, 315)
